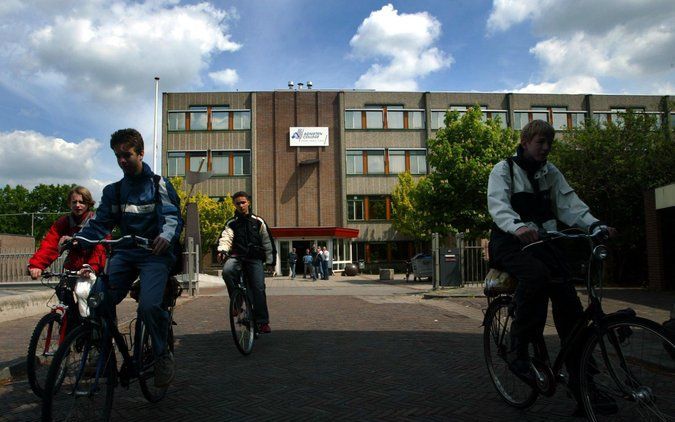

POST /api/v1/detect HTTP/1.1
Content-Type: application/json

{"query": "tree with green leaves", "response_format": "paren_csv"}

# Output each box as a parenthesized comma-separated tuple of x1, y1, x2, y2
(170, 177, 235, 255)
(408, 106, 518, 239)
(391, 172, 429, 242)
(0, 183, 75, 239)
(552, 111, 675, 284)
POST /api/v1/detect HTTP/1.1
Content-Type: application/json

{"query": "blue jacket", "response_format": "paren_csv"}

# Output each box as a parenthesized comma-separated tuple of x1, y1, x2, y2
(76, 163, 183, 247)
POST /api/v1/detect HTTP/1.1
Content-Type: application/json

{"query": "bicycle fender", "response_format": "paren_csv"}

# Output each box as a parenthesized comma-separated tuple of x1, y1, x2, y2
(482, 295, 512, 326)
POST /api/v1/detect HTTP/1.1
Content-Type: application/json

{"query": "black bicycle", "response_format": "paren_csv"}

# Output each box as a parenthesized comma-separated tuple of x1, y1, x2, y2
(227, 257, 258, 356)
(41, 235, 181, 421)
(483, 229, 675, 421)
(26, 269, 84, 398)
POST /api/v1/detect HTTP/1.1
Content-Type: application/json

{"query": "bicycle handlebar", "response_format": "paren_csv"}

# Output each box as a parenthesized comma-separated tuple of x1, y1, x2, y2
(65, 234, 152, 251)
(522, 228, 609, 251)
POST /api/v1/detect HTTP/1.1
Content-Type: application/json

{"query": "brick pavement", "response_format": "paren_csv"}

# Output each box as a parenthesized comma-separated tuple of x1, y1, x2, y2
(1, 280, 673, 421)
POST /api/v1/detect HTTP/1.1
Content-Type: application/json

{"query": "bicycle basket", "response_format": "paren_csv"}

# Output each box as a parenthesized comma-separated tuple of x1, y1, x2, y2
(483, 268, 517, 297)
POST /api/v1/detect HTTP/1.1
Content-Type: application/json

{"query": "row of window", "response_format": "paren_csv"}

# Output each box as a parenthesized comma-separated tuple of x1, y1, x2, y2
(166, 150, 251, 177)
(347, 195, 391, 221)
(168, 106, 251, 131)
(345, 106, 425, 130)
(346, 149, 427, 175)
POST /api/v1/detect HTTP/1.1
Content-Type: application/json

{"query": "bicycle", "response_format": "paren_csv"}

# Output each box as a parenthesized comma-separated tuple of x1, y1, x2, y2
(227, 257, 259, 356)
(41, 235, 182, 421)
(483, 229, 675, 421)
(26, 269, 85, 398)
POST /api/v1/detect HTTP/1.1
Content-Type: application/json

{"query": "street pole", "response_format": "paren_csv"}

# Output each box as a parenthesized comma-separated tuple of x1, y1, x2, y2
(432, 232, 439, 290)
(152, 76, 160, 174)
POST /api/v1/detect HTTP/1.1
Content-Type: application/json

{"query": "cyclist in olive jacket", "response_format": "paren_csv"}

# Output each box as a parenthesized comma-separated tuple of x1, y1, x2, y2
(217, 191, 276, 333)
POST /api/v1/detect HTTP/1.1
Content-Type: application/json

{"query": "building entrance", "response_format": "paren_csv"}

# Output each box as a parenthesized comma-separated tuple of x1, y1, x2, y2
(293, 241, 311, 277)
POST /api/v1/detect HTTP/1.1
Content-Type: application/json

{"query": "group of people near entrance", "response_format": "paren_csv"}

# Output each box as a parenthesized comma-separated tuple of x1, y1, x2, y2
(26, 119, 615, 414)
(288, 245, 330, 281)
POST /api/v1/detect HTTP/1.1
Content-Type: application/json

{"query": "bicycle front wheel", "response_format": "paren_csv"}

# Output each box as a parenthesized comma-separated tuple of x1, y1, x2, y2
(483, 296, 538, 408)
(27, 312, 63, 398)
(580, 316, 675, 421)
(229, 289, 255, 355)
(137, 318, 174, 403)
(41, 324, 116, 422)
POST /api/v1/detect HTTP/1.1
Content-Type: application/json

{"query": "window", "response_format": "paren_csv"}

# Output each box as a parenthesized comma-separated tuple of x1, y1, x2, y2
(345, 111, 362, 129)
(346, 150, 364, 174)
(168, 112, 186, 131)
(367, 196, 388, 220)
(211, 107, 229, 130)
(167, 152, 185, 177)
(531, 107, 549, 123)
(488, 111, 508, 128)
(233, 151, 251, 175)
(233, 111, 251, 130)
(514, 112, 529, 130)
(366, 150, 385, 174)
(167, 105, 251, 131)
(409, 150, 427, 175)
(551, 107, 568, 130)
(368, 243, 388, 262)
(212, 151, 229, 175)
(189, 106, 208, 131)
(387, 105, 404, 129)
(431, 111, 446, 129)
(347, 196, 364, 220)
(189, 151, 208, 172)
(365, 108, 384, 129)
(388, 150, 406, 174)
(408, 111, 424, 129)
(345, 105, 425, 130)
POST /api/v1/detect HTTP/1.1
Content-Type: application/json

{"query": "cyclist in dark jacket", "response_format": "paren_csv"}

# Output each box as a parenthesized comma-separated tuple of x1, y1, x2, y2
(217, 191, 276, 333)
(75, 128, 183, 388)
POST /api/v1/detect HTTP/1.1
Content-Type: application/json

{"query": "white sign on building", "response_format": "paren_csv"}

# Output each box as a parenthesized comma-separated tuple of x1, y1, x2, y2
(289, 127, 329, 147)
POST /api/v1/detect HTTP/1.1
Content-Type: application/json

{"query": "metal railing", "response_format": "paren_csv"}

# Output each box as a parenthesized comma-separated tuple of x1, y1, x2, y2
(0, 253, 67, 283)
(458, 238, 489, 286)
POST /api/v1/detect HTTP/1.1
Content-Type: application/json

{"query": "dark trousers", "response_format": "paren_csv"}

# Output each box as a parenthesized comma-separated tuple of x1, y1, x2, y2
(489, 231, 584, 380)
(222, 257, 269, 324)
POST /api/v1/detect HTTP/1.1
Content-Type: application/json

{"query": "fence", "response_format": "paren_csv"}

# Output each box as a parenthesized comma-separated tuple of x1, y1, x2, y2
(0, 253, 67, 283)
(458, 238, 489, 286)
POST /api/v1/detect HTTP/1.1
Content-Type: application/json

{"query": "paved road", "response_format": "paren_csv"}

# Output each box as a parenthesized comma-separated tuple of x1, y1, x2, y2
(1, 276, 672, 421)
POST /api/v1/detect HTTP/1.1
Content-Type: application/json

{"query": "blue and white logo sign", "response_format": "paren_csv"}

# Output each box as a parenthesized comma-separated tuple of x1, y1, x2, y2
(289, 127, 329, 147)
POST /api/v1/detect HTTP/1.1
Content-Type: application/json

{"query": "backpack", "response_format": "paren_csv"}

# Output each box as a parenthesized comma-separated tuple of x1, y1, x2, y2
(114, 175, 183, 275)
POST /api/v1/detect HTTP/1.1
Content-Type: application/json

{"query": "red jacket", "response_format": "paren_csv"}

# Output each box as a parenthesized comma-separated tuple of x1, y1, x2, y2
(28, 212, 107, 274)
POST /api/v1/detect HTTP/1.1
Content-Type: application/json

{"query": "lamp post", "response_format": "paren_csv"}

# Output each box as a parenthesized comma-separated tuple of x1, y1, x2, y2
(152, 76, 160, 174)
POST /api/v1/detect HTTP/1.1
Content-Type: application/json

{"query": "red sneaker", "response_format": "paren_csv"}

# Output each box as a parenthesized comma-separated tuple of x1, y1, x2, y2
(258, 323, 271, 334)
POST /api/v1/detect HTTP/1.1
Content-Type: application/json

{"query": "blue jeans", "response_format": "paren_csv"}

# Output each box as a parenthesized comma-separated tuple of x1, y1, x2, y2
(289, 261, 296, 278)
(92, 248, 173, 357)
(222, 257, 269, 324)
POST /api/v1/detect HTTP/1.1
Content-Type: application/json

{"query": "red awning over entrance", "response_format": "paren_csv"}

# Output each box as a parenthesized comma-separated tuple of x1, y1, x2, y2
(270, 227, 359, 239)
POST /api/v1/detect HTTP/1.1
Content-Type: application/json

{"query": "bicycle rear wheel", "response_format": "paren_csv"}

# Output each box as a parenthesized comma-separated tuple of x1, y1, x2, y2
(229, 289, 255, 355)
(483, 296, 539, 408)
(27, 312, 63, 398)
(579, 316, 675, 421)
(41, 324, 116, 422)
(137, 318, 174, 402)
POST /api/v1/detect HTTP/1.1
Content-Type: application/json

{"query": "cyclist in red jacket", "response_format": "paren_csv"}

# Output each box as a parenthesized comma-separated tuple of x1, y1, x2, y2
(28, 186, 106, 279)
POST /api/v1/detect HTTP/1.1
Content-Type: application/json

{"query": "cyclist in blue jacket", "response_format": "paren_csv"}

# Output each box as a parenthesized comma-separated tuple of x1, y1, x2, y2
(75, 128, 183, 388)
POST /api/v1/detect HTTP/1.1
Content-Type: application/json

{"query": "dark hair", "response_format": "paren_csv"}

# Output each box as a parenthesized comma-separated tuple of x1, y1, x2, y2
(231, 191, 251, 201)
(67, 186, 95, 209)
(520, 119, 555, 144)
(110, 128, 144, 154)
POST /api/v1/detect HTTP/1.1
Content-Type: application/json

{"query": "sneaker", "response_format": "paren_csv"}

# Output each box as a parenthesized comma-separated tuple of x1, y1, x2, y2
(154, 352, 175, 388)
(258, 323, 271, 334)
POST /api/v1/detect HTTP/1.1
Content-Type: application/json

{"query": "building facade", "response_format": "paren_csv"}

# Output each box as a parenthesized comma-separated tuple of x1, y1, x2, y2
(162, 90, 672, 275)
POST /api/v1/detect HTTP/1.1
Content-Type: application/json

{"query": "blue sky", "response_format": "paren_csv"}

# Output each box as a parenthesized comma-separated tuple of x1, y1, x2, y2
(0, 0, 673, 203)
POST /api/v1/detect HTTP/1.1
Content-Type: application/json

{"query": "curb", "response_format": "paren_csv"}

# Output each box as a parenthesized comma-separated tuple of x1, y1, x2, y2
(0, 290, 55, 324)
(0, 357, 26, 385)
(422, 287, 486, 299)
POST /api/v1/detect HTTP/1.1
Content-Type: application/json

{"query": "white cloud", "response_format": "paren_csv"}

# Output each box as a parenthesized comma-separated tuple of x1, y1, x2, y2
(1, 0, 241, 104)
(350, 4, 452, 91)
(513, 75, 603, 94)
(0, 130, 108, 201)
(487, 0, 675, 94)
(209, 68, 239, 87)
